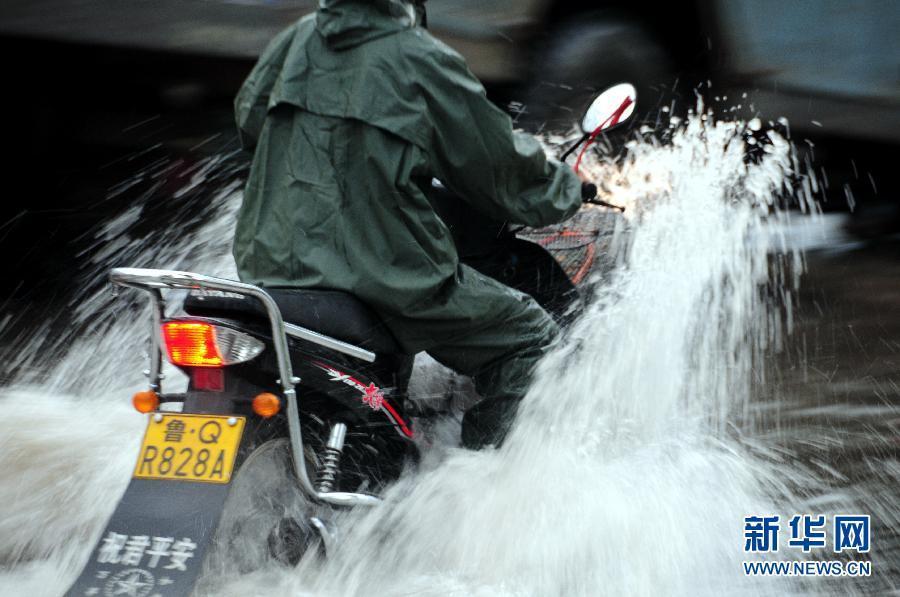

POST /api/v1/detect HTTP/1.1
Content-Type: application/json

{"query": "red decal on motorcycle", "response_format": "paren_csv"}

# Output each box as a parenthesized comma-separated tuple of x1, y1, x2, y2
(381, 399, 414, 438)
(313, 362, 383, 410)
(312, 361, 414, 438)
(362, 382, 384, 410)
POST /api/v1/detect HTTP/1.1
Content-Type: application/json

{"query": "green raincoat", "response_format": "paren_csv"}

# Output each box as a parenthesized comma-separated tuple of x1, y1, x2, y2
(233, 0, 582, 443)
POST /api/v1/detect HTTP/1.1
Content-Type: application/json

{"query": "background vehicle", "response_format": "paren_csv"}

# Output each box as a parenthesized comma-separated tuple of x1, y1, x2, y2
(1, 0, 896, 139)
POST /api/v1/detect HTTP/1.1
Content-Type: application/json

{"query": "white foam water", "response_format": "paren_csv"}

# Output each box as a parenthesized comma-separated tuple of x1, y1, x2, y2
(0, 113, 853, 596)
(244, 114, 816, 597)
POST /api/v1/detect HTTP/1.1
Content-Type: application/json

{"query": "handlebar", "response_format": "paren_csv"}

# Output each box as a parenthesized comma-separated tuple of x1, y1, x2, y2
(581, 181, 625, 213)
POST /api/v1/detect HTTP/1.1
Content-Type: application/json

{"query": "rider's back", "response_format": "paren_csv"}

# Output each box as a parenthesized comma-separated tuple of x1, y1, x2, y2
(235, 1, 584, 448)
(233, 8, 460, 313)
(233, 2, 581, 318)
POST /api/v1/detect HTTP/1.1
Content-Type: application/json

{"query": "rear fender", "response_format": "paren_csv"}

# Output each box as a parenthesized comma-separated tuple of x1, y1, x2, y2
(64, 478, 230, 597)
(64, 410, 288, 596)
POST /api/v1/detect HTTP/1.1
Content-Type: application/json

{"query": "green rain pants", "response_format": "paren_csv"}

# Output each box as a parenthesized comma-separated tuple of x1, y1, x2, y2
(372, 264, 558, 448)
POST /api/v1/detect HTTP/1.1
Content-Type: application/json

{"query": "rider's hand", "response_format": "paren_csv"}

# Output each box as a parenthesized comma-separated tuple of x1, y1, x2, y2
(580, 181, 598, 202)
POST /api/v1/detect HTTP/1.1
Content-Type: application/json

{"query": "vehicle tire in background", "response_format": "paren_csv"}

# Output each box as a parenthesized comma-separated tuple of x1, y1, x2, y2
(516, 16, 676, 137)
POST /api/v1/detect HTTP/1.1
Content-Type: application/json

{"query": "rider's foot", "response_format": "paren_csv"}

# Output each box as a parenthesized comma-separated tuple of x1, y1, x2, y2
(460, 396, 521, 450)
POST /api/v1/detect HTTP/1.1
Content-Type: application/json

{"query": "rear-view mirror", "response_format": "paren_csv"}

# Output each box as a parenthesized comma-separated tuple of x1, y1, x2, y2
(581, 83, 637, 134)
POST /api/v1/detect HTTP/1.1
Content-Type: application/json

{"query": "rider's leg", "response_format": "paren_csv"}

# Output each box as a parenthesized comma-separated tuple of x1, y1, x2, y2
(373, 265, 559, 449)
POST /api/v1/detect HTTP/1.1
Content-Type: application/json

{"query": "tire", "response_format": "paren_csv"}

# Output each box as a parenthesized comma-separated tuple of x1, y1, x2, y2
(516, 16, 675, 137)
(195, 439, 322, 591)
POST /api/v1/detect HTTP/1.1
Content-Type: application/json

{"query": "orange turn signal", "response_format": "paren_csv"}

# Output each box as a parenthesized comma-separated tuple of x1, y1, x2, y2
(132, 390, 160, 414)
(252, 393, 281, 418)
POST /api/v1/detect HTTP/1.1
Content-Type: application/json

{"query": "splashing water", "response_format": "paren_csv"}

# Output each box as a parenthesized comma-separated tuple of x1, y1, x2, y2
(0, 113, 864, 596)
(248, 114, 813, 597)
(0, 154, 244, 595)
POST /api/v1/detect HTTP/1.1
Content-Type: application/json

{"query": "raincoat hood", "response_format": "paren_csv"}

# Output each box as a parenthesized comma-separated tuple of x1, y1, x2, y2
(316, 0, 421, 50)
(235, 0, 429, 150)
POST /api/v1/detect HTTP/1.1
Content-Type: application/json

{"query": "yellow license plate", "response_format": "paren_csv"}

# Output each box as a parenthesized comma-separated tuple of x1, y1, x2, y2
(134, 413, 245, 484)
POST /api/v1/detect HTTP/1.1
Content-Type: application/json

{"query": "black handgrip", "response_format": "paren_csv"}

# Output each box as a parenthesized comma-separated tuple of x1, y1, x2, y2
(580, 181, 625, 212)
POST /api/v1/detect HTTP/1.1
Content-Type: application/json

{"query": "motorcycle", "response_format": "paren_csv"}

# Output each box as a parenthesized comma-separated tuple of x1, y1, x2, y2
(64, 83, 636, 597)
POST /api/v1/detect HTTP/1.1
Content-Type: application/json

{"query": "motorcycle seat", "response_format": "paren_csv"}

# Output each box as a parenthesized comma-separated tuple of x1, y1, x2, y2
(183, 287, 405, 356)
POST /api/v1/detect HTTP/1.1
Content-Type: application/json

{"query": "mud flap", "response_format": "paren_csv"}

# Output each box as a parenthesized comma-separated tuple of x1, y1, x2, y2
(64, 479, 230, 597)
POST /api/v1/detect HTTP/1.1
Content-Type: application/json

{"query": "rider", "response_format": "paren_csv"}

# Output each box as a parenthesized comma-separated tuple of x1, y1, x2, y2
(233, 0, 585, 448)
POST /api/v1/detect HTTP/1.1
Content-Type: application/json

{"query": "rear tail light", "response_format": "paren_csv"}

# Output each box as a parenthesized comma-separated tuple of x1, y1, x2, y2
(161, 321, 264, 368)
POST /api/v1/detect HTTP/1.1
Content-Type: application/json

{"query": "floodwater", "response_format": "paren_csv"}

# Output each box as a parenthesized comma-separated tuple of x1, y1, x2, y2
(0, 111, 896, 596)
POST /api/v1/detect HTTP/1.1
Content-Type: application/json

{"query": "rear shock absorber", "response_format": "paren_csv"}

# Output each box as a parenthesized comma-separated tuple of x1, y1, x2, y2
(316, 422, 347, 493)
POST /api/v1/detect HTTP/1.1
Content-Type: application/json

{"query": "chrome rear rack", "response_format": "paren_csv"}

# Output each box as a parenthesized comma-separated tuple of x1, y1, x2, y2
(110, 267, 380, 508)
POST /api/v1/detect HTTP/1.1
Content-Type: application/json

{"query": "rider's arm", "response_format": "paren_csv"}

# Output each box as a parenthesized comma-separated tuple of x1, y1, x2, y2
(416, 45, 583, 228)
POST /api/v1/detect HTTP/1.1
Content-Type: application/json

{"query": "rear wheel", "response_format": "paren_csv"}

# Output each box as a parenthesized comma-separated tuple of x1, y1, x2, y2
(196, 439, 322, 590)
